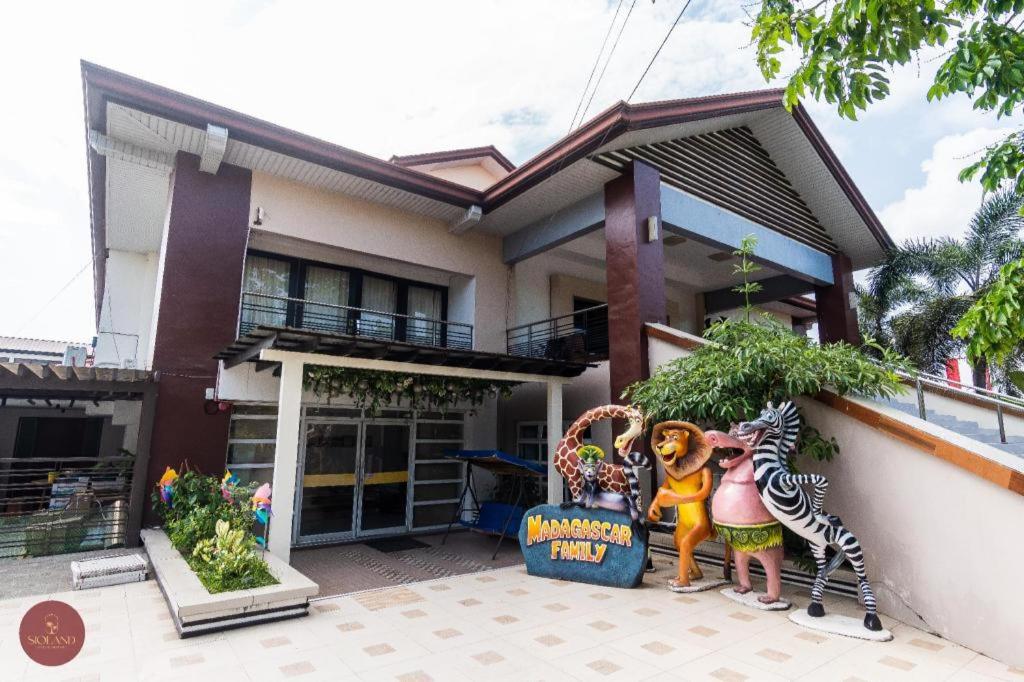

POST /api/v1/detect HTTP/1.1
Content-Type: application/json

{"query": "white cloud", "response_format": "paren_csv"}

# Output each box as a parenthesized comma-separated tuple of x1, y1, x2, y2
(879, 127, 1014, 244)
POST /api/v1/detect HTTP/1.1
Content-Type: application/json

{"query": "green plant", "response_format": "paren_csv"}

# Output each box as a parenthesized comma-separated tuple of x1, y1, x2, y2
(191, 520, 277, 594)
(867, 190, 1024, 385)
(732, 235, 763, 322)
(305, 366, 516, 414)
(623, 318, 910, 461)
(752, 0, 1024, 200)
(952, 257, 1024, 365)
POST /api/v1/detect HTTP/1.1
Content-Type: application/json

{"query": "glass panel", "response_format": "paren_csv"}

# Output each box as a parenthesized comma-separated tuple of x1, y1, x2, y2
(406, 286, 442, 346)
(415, 462, 461, 481)
(360, 424, 410, 532)
(303, 266, 350, 333)
(517, 443, 542, 461)
(226, 443, 276, 465)
(417, 411, 464, 421)
(413, 503, 459, 527)
(518, 423, 539, 440)
(229, 419, 277, 440)
(299, 423, 359, 537)
(241, 255, 291, 330)
(358, 276, 397, 340)
(233, 404, 278, 416)
(414, 482, 460, 501)
(416, 423, 463, 440)
(232, 466, 273, 488)
(415, 442, 461, 460)
(305, 407, 361, 419)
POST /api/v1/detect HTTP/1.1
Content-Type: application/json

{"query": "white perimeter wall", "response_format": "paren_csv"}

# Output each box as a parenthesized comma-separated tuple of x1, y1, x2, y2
(799, 396, 1024, 668)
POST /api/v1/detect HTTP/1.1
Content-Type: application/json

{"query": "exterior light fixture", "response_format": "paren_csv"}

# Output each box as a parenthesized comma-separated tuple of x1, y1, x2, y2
(646, 215, 660, 243)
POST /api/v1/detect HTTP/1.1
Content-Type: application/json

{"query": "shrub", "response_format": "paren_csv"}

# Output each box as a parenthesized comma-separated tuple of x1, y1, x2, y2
(152, 465, 276, 593)
(624, 317, 910, 461)
(191, 520, 277, 594)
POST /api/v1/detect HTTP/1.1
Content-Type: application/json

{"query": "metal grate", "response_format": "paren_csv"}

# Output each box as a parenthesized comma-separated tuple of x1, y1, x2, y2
(239, 292, 473, 351)
(593, 126, 838, 254)
(506, 304, 609, 362)
(0, 456, 134, 558)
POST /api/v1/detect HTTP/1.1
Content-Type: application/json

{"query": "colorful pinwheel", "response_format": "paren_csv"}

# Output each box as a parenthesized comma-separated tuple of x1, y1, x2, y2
(158, 467, 178, 507)
(220, 469, 240, 501)
(251, 483, 272, 547)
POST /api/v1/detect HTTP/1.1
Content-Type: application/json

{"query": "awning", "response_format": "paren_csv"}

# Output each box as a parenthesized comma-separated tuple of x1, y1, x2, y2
(443, 449, 546, 476)
(215, 325, 591, 378)
(0, 363, 156, 401)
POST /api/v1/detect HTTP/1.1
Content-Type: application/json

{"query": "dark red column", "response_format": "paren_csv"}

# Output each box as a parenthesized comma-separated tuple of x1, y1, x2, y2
(145, 152, 252, 521)
(815, 252, 860, 345)
(605, 161, 666, 405)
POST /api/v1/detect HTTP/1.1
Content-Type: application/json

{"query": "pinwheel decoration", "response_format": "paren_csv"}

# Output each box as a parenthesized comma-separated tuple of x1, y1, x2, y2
(251, 483, 272, 548)
(158, 467, 178, 507)
(220, 469, 240, 501)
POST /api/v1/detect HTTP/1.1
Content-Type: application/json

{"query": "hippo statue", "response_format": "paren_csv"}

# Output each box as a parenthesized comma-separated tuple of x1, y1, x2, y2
(705, 426, 785, 605)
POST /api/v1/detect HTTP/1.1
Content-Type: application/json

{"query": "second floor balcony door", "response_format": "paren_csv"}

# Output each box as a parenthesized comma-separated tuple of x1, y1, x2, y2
(406, 286, 443, 347)
(241, 255, 291, 332)
(359, 276, 397, 341)
(304, 266, 350, 334)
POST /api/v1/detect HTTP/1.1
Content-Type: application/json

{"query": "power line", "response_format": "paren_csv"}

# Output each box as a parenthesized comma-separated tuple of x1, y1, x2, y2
(14, 261, 91, 335)
(576, 0, 639, 131)
(568, 0, 626, 133)
(627, 0, 694, 102)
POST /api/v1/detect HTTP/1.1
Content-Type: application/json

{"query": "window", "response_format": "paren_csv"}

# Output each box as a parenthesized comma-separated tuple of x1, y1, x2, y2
(412, 412, 464, 529)
(241, 256, 292, 330)
(226, 405, 277, 488)
(240, 251, 452, 347)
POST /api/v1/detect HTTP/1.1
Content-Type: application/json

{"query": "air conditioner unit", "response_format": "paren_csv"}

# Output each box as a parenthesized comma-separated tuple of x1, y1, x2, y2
(63, 345, 88, 366)
(120, 358, 136, 369)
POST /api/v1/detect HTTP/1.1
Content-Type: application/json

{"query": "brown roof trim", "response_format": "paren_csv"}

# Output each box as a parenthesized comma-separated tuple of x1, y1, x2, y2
(482, 90, 788, 210)
(782, 296, 817, 314)
(390, 145, 515, 172)
(790, 105, 895, 252)
(816, 391, 1024, 496)
(80, 61, 482, 209)
(645, 323, 706, 351)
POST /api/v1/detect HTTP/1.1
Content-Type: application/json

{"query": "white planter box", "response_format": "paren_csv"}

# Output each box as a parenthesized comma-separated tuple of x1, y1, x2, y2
(141, 529, 318, 638)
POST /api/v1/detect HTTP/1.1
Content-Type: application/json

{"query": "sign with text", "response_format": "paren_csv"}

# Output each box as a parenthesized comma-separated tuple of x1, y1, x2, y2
(518, 504, 647, 588)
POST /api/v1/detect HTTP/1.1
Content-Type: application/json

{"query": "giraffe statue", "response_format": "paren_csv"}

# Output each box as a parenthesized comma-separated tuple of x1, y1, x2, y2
(553, 404, 647, 504)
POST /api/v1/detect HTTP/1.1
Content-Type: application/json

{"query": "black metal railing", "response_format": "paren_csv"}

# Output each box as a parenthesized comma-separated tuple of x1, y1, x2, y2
(239, 292, 474, 350)
(506, 304, 609, 362)
(0, 455, 135, 558)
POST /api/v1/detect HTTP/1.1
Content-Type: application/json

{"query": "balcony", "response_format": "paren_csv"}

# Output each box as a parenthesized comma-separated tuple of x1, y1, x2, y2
(506, 304, 609, 362)
(239, 292, 473, 351)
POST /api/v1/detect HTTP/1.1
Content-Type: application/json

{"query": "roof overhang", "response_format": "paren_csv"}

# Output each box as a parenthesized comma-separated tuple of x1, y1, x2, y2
(216, 326, 590, 380)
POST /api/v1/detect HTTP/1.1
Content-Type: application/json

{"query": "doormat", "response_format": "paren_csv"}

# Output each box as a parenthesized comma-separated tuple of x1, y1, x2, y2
(363, 537, 431, 553)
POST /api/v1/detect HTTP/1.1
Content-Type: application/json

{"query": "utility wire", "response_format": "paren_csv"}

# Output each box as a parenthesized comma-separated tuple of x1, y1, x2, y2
(627, 0, 694, 102)
(568, 0, 626, 133)
(576, 0, 639, 130)
(13, 261, 91, 336)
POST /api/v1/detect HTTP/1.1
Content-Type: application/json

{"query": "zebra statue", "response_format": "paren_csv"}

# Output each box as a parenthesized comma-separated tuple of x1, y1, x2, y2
(736, 401, 883, 632)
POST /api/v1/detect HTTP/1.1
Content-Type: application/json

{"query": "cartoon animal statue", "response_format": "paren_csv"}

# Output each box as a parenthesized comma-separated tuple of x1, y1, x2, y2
(738, 401, 883, 632)
(553, 405, 649, 521)
(646, 422, 714, 591)
(572, 444, 642, 519)
(705, 427, 785, 605)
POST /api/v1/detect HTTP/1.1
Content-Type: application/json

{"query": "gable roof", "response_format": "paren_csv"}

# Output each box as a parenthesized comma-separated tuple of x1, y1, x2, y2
(81, 62, 894, 321)
(390, 145, 516, 172)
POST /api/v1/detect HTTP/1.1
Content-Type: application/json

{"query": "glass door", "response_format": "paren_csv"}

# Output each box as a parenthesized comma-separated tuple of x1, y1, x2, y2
(297, 421, 360, 542)
(357, 423, 412, 535)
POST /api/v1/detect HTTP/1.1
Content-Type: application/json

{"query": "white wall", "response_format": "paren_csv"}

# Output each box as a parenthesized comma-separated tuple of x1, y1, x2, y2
(93, 250, 159, 369)
(798, 396, 1024, 668)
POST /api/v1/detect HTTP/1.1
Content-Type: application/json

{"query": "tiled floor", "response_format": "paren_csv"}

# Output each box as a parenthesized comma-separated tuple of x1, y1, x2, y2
(291, 531, 523, 596)
(1, 555, 1020, 681)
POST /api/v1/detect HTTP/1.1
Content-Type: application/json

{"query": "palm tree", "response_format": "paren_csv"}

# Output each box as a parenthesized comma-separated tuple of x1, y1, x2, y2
(868, 189, 1024, 388)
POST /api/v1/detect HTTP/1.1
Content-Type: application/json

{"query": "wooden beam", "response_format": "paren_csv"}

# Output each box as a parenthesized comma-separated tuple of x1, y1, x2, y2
(223, 332, 279, 370)
(703, 274, 816, 314)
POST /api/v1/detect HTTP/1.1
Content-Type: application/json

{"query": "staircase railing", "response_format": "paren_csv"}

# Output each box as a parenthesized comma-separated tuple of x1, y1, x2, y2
(894, 367, 1023, 445)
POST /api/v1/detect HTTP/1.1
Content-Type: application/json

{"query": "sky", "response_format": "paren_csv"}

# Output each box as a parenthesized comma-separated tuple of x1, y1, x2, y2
(0, 0, 1015, 343)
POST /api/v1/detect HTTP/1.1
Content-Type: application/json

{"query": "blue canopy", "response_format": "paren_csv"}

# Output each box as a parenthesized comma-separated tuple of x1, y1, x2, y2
(442, 449, 545, 476)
